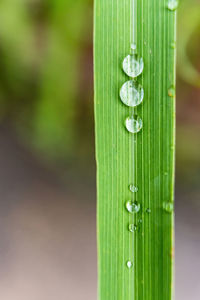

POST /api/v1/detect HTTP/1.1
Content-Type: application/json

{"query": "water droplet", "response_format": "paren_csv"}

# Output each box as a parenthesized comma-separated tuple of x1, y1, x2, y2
(170, 42, 176, 49)
(131, 43, 137, 52)
(125, 115, 143, 134)
(167, 0, 179, 11)
(163, 202, 174, 213)
(129, 224, 137, 232)
(120, 81, 144, 107)
(168, 86, 175, 97)
(126, 201, 140, 213)
(129, 185, 138, 193)
(126, 261, 133, 269)
(122, 54, 144, 78)
(146, 208, 151, 213)
(138, 219, 143, 223)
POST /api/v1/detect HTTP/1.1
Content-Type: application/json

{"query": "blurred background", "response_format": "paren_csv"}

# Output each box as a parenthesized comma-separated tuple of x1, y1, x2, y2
(0, 0, 199, 299)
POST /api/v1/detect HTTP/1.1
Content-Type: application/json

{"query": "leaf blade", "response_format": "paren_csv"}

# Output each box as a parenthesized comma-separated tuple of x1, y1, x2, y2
(94, 0, 176, 299)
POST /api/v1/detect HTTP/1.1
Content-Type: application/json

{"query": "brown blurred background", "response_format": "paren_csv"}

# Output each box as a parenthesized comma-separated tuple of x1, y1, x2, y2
(0, 0, 199, 299)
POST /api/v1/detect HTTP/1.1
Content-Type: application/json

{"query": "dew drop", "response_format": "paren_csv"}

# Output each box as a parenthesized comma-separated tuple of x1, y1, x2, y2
(129, 184, 138, 193)
(138, 219, 143, 224)
(122, 54, 144, 78)
(146, 208, 151, 214)
(168, 86, 175, 97)
(163, 202, 174, 213)
(167, 0, 179, 11)
(129, 224, 137, 232)
(170, 42, 176, 49)
(131, 43, 137, 52)
(126, 201, 140, 214)
(125, 115, 143, 134)
(127, 261, 133, 269)
(120, 81, 144, 107)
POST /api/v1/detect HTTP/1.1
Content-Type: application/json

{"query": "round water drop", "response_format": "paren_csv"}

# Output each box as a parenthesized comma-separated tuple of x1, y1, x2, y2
(167, 0, 179, 11)
(146, 208, 151, 214)
(129, 224, 137, 232)
(129, 185, 138, 193)
(138, 219, 143, 224)
(125, 115, 143, 134)
(168, 86, 175, 97)
(163, 202, 174, 213)
(131, 43, 137, 52)
(120, 81, 144, 107)
(126, 201, 140, 214)
(126, 261, 133, 269)
(122, 54, 144, 78)
(170, 42, 176, 49)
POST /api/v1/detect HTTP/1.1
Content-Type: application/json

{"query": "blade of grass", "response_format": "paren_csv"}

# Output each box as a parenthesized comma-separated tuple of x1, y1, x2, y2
(94, 0, 176, 299)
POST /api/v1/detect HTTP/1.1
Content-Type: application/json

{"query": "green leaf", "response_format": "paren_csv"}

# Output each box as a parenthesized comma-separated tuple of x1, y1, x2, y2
(94, 0, 176, 299)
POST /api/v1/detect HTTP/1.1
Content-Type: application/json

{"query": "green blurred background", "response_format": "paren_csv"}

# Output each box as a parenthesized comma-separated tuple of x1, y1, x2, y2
(0, 0, 199, 299)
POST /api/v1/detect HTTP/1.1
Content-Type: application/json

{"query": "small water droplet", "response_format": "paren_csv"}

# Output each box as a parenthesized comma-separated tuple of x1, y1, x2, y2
(120, 81, 144, 107)
(129, 185, 138, 193)
(122, 54, 144, 78)
(170, 42, 176, 49)
(129, 224, 137, 232)
(167, 0, 179, 11)
(168, 86, 175, 97)
(138, 219, 143, 223)
(163, 202, 174, 213)
(146, 208, 151, 213)
(125, 115, 143, 134)
(126, 201, 140, 213)
(127, 261, 133, 269)
(131, 43, 137, 52)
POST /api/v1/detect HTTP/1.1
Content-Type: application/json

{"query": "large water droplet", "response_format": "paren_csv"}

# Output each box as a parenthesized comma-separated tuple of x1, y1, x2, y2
(120, 81, 144, 107)
(129, 224, 137, 232)
(129, 185, 138, 193)
(126, 201, 140, 213)
(125, 115, 143, 134)
(126, 261, 133, 269)
(167, 0, 179, 11)
(122, 54, 144, 78)
(168, 85, 175, 97)
(163, 202, 174, 213)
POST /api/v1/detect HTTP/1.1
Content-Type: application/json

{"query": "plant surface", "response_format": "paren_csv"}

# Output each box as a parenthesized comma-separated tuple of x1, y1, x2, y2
(94, 0, 176, 299)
